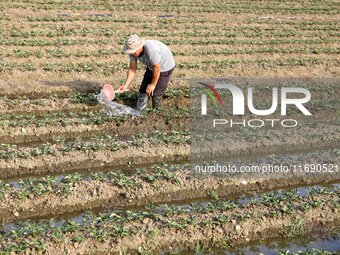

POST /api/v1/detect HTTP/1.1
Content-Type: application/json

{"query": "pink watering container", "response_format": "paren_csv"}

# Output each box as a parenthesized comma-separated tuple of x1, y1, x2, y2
(102, 84, 115, 100)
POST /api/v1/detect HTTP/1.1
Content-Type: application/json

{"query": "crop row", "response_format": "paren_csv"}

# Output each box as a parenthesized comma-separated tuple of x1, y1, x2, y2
(5, 22, 340, 34)
(0, 163, 184, 199)
(0, 61, 125, 74)
(190, 124, 340, 169)
(0, 87, 189, 107)
(3, 46, 339, 60)
(0, 85, 336, 120)
(0, 105, 189, 127)
(1, 57, 336, 75)
(0, 108, 190, 146)
(0, 99, 333, 133)
(1, 148, 338, 201)
(4, 26, 337, 39)
(0, 94, 99, 115)
(0, 99, 338, 134)
(190, 93, 339, 117)
(191, 80, 339, 96)
(0, 37, 337, 48)
(0, 80, 335, 103)
(0, 111, 129, 126)
(10, 20, 339, 34)
(0, 38, 110, 47)
(14, 15, 339, 27)
(3, 0, 335, 8)
(277, 250, 336, 255)
(0, 96, 48, 107)
(0, 130, 190, 160)
(2, 1, 338, 14)
(6, 16, 229, 24)
(190, 82, 339, 100)
(160, 38, 338, 46)
(192, 120, 339, 140)
(135, 30, 339, 38)
(249, 19, 339, 26)
(2, 186, 337, 231)
(0, 154, 338, 223)
(1, 0, 334, 6)
(201, 248, 337, 255)
(0, 189, 338, 254)
(16, 17, 340, 26)
(179, 57, 332, 69)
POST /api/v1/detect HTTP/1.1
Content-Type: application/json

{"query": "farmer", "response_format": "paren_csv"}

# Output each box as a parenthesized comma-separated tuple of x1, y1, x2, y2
(119, 34, 175, 110)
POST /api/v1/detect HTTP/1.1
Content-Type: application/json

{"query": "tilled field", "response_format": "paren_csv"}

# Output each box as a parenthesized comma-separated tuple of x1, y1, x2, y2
(0, 150, 339, 223)
(1, 185, 339, 254)
(0, 83, 339, 253)
(1, 0, 340, 254)
(1, 0, 339, 95)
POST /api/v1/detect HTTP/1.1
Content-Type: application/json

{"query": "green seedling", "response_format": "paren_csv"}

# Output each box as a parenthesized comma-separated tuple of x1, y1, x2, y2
(207, 189, 219, 200)
(0, 181, 10, 199)
(109, 171, 136, 188)
(64, 173, 82, 183)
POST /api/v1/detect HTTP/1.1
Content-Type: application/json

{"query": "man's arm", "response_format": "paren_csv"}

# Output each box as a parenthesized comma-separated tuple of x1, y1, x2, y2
(150, 63, 161, 86)
(146, 63, 160, 96)
(120, 61, 137, 91)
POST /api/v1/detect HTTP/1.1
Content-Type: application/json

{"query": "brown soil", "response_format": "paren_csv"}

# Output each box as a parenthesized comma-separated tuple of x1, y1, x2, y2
(0, 77, 189, 98)
(193, 123, 339, 157)
(0, 1, 339, 252)
(0, 109, 336, 147)
(0, 141, 189, 179)
(0, 90, 189, 116)
(0, 78, 340, 116)
(0, 97, 101, 116)
(0, 167, 338, 224)
(0, 123, 338, 179)
(0, 109, 189, 145)
(4, 193, 338, 254)
(115, 195, 339, 255)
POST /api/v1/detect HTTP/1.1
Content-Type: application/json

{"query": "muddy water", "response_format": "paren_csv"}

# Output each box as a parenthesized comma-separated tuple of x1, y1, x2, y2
(5, 160, 190, 186)
(14, 127, 181, 149)
(4, 148, 338, 184)
(153, 182, 340, 209)
(182, 232, 340, 254)
(1, 183, 338, 234)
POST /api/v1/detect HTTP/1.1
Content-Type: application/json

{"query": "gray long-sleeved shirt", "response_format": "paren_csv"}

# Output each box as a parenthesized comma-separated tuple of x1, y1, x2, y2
(129, 40, 175, 72)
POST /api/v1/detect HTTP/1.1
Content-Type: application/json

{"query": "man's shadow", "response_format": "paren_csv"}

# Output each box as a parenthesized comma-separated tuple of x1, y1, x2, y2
(43, 79, 101, 94)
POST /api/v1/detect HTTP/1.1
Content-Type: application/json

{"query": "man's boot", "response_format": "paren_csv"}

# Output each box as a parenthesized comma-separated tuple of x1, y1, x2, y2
(136, 93, 148, 111)
(152, 95, 162, 110)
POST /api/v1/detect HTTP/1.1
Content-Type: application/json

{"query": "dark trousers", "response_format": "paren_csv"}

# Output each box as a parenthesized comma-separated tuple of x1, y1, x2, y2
(139, 67, 174, 97)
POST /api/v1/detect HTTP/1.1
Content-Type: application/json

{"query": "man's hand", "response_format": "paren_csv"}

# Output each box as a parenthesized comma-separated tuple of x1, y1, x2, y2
(146, 84, 156, 96)
(118, 85, 129, 92)
(148, 64, 160, 97)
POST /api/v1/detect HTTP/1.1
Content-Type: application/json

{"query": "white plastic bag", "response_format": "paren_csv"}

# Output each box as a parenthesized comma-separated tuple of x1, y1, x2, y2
(97, 90, 140, 116)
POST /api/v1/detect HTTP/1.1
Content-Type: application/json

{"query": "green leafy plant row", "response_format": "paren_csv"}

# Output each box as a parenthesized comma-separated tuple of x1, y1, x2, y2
(0, 130, 190, 160)
(0, 187, 338, 254)
(0, 106, 189, 127)
(5, 2, 337, 14)
(0, 163, 185, 199)
(4, 46, 338, 60)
